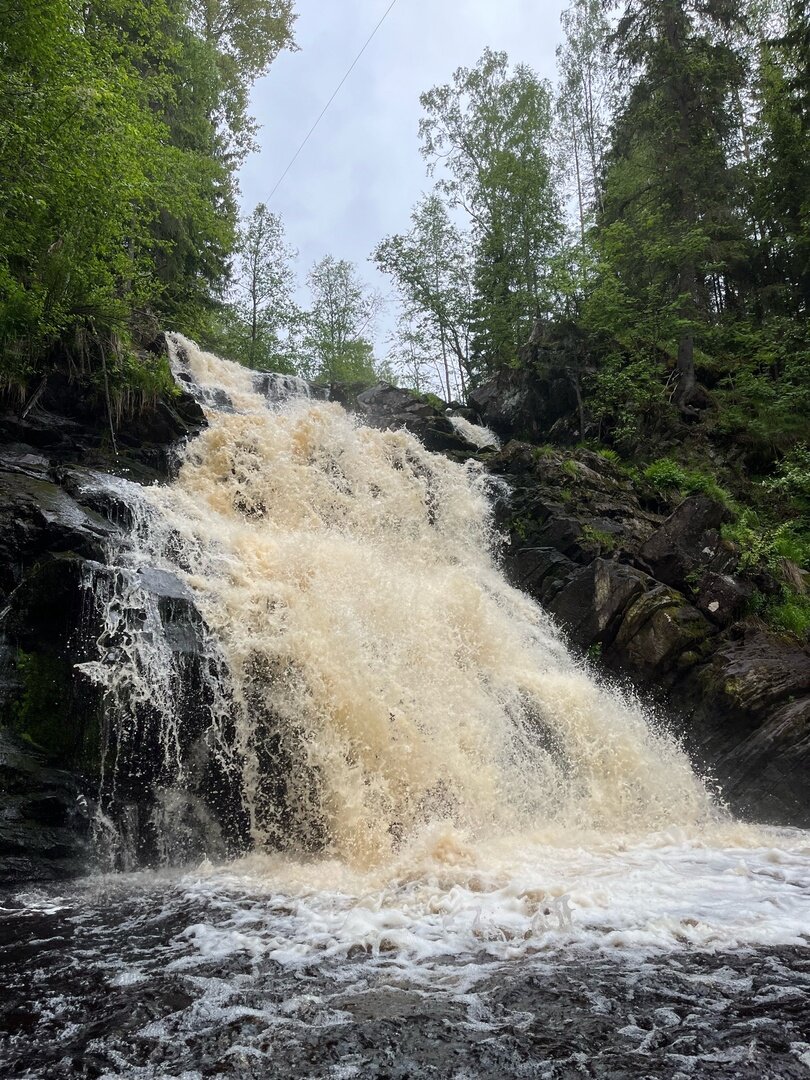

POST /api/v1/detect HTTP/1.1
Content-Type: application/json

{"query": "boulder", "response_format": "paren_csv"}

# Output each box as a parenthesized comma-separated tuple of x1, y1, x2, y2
(0, 730, 92, 884)
(608, 585, 715, 681)
(468, 366, 578, 441)
(547, 559, 650, 649)
(699, 630, 810, 717)
(0, 464, 114, 597)
(695, 571, 752, 626)
(683, 630, 810, 826)
(505, 546, 577, 605)
(639, 495, 733, 591)
(354, 384, 475, 453)
(720, 697, 810, 825)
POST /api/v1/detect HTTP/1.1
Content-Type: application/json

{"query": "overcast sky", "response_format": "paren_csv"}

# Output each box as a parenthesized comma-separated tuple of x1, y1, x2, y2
(239, 0, 567, 352)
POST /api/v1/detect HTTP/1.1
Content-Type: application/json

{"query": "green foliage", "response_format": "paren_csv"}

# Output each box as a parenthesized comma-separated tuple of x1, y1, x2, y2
(582, 524, 616, 551)
(374, 194, 473, 398)
(767, 594, 810, 639)
(419, 49, 563, 370)
(643, 458, 688, 490)
(722, 510, 809, 573)
(763, 447, 810, 507)
(643, 457, 730, 504)
(303, 256, 381, 384)
(413, 391, 446, 412)
(0, 0, 295, 391)
(595, 447, 621, 465)
(215, 203, 304, 372)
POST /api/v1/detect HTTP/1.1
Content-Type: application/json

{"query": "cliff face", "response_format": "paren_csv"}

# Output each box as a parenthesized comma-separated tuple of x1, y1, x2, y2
(0, 358, 207, 882)
(486, 441, 809, 826)
(463, 366, 809, 827)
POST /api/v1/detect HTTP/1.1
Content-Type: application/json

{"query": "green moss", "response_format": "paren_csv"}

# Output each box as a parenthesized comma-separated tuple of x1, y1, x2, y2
(562, 458, 579, 479)
(409, 389, 445, 412)
(11, 649, 100, 766)
(582, 524, 617, 551)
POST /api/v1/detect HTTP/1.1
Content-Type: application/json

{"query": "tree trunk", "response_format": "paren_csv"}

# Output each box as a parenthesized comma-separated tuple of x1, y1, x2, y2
(676, 262, 696, 406)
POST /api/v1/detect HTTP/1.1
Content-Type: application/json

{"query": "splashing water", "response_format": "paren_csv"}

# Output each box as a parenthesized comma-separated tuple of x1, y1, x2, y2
(73, 333, 809, 962)
(448, 412, 501, 449)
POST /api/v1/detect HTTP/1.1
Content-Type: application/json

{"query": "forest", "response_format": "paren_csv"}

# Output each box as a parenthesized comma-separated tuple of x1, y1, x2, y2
(1, 0, 808, 633)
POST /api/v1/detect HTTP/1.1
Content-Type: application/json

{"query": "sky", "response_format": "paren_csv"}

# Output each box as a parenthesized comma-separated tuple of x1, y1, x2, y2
(239, 0, 568, 353)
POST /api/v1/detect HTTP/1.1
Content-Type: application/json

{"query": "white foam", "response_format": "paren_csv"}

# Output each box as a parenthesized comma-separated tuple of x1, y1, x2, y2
(449, 413, 501, 449)
(149, 823, 810, 975)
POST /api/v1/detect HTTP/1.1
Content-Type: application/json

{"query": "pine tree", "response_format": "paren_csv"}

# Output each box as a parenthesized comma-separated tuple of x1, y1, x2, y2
(592, 0, 746, 406)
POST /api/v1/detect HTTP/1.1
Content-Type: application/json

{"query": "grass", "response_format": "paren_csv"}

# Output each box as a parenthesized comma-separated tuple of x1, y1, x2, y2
(643, 457, 731, 504)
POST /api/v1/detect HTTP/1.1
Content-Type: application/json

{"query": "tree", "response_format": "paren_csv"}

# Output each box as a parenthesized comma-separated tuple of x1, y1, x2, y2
(0, 0, 296, 390)
(373, 193, 474, 399)
(556, 0, 614, 244)
(188, 0, 296, 163)
(231, 203, 301, 370)
(747, 1, 810, 318)
(303, 257, 380, 383)
(590, 0, 746, 406)
(385, 316, 441, 395)
(419, 49, 563, 370)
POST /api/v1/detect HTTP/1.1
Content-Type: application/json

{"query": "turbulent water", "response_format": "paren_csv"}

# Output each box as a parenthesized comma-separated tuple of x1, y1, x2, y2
(2, 334, 808, 1078)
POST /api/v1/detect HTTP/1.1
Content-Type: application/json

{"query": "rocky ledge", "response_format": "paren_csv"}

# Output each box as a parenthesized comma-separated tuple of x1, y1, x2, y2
(487, 438, 809, 827)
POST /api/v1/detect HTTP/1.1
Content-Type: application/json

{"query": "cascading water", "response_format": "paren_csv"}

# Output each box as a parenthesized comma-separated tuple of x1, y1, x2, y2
(3, 334, 808, 1080)
(88, 331, 715, 869)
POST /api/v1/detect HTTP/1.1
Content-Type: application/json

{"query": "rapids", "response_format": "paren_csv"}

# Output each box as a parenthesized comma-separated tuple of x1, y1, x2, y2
(1, 334, 808, 1078)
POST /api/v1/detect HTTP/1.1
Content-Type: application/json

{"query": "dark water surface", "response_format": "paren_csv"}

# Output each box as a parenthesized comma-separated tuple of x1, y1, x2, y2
(2, 879, 809, 1080)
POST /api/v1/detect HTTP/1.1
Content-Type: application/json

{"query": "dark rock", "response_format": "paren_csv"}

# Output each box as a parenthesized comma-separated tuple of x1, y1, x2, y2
(0, 358, 206, 483)
(0, 731, 91, 883)
(683, 630, 810, 825)
(696, 571, 752, 626)
(468, 366, 578, 442)
(136, 566, 204, 657)
(353, 383, 476, 453)
(699, 630, 810, 718)
(548, 559, 651, 649)
(607, 585, 716, 681)
(639, 495, 733, 591)
(0, 465, 115, 597)
(721, 697, 810, 824)
(505, 547, 577, 605)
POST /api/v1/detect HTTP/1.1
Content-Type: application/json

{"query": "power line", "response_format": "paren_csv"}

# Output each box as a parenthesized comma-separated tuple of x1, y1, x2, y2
(267, 0, 400, 203)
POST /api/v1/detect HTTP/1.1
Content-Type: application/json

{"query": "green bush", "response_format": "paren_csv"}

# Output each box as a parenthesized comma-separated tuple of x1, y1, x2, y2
(643, 457, 730, 504)
(582, 525, 617, 551)
(596, 447, 622, 465)
(723, 512, 809, 574)
(768, 594, 810, 638)
(643, 457, 687, 489)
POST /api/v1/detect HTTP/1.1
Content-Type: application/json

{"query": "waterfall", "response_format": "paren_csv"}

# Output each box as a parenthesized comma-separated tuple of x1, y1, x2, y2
(84, 332, 716, 869)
